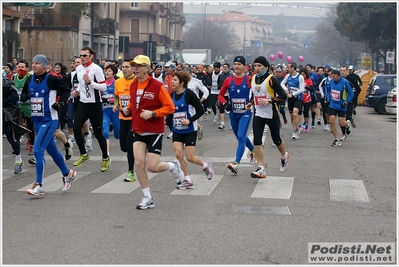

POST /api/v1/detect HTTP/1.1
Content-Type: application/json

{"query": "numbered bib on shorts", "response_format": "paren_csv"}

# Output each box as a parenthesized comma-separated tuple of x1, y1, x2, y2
(30, 97, 44, 116)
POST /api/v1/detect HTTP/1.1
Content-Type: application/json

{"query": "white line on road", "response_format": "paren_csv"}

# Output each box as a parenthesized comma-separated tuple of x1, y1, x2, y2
(329, 179, 369, 202)
(91, 172, 157, 194)
(251, 176, 294, 199)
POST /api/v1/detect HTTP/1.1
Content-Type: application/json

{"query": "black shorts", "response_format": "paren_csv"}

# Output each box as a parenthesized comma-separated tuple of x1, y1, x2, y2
(172, 131, 197, 147)
(133, 133, 163, 155)
(328, 108, 346, 117)
(287, 97, 303, 115)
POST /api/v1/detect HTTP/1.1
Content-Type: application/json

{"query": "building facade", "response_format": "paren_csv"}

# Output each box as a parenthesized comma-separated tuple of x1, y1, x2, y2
(2, 2, 185, 67)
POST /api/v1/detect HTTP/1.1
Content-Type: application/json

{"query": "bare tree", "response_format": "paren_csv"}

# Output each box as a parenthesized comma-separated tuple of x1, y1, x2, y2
(311, 6, 365, 67)
(183, 20, 241, 62)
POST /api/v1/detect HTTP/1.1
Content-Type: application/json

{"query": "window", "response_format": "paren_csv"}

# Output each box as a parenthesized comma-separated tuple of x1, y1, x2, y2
(130, 18, 140, 42)
(131, 2, 139, 8)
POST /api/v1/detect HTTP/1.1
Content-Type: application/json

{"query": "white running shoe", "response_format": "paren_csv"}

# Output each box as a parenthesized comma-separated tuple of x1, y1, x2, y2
(280, 152, 290, 172)
(27, 182, 44, 196)
(251, 166, 266, 179)
(170, 159, 184, 184)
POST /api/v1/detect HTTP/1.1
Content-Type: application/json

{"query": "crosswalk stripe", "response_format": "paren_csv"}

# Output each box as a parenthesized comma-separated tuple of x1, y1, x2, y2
(17, 171, 91, 192)
(2, 169, 16, 180)
(329, 179, 369, 202)
(171, 174, 224, 196)
(251, 176, 294, 199)
(91, 172, 157, 194)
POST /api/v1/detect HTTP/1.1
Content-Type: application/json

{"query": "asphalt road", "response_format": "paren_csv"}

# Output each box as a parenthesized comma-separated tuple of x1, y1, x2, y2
(2, 106, 397, 265)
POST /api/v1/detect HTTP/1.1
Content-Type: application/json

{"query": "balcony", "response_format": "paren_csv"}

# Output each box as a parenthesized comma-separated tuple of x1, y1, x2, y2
(93, 18, 116, 36)
(20, 13, 80, 30)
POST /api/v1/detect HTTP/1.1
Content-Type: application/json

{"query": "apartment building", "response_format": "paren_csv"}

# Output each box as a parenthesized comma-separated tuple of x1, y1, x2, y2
(2, 2, 184, 67)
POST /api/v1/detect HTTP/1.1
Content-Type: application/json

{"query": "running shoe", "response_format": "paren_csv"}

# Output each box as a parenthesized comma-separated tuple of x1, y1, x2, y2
(229, 124, 232, 130)
(73, 154, 90, 167)
(26, 141, 30, 150)
(323, 124, 328, 131)
(340, 134, 348, 141)
(280, 152, 290, 172)
(136, 196, 155, 210)
(27, 182, 44, 196)
(84, 132, 93, 152)
(291, 131, 299, 140)
(68, 135, 75, 143)
(65, 140, 73, 160)
(28, 145, 34, 155)
(213, 115, 218, 123)
(28, 158, 36, 165)
(218, 123, 225, 129)
(167, 131, 173, 139)
(124, 171, 136, 182)
(346, 120, 352, 135)
(101, 158, 112, 172)
(326, 124, 330, 132)
(176, 179, 194, 190)
(170, 159, 184, 184)
(227, 162, 239, 174)
(297, 124, 303, 132)
(350, 117, 357, 129)
(304, 124, 309, 133)
(62, 170, 77, 191)
(311, 122, 315, 129)
(331, 139, 341, 147)
(14, 161, 23, 174)
(203, 161, 214, 180)
(249, 152, 257, 164)
(317, 119, 321, 125)
(198, 125, 204, 140)
(251, 166, 266, 179)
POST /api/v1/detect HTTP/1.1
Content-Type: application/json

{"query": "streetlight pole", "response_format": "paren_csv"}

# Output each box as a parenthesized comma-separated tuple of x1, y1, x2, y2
(202, 3, 208, 49)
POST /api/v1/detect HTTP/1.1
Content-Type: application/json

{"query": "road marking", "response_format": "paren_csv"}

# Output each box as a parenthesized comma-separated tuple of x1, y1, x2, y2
(17, 171, 91, 192)
(329, 179, 369, 202)
(91, 173, 157, 194)
(233, 205, 291, 215)
(171, 174, 224, 196)
(2, 169, 17, 180)
(251, 176, 294, 199)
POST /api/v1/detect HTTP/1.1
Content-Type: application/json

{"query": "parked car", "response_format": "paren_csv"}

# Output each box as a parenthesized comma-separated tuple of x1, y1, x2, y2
(386, 87, 397, 114)
(364, 74, 397, 114)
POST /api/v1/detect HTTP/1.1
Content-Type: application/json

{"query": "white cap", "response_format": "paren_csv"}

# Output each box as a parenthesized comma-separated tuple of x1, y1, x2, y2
(348, 65, 354, 70)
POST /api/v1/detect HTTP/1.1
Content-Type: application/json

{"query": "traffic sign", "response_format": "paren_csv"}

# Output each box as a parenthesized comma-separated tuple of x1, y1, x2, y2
(304, 43, 310, 49)
(13, 3, 52, 6)
(386, 51, 395, 64)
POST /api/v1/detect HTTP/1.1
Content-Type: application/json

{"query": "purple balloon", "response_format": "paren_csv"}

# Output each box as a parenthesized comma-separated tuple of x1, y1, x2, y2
(277, 51, 283, 59)
(298, 55, 304, 62)
(270, 54, 276, 61)
(286, 56, 293, 63)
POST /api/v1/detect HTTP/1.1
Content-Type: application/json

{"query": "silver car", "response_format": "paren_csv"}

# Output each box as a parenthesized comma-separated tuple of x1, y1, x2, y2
(386, 87, 397, 114)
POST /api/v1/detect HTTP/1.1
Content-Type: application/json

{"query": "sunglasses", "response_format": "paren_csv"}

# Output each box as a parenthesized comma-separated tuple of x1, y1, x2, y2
(80, 54, 91, 57)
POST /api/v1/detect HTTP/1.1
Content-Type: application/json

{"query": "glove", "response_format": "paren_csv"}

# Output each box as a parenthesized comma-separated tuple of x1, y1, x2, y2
(341, 102, 347, 108)
(225, 103, 232, 112)
(51, 102, 64, 111)
(20, 93, 29, 103)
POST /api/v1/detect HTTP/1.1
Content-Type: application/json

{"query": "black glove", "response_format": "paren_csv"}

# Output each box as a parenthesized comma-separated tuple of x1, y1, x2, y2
(225, 103, 232, 112)
(51, 102, 64, 111)
(20, 93, 29, 103)
(341, 101, 347, 108)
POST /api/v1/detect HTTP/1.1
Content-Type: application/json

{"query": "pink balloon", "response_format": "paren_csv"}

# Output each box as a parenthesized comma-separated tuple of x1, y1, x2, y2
(298, 55, 304, 62)
(286, 56, 293, 63)
(270, 54, 275, 61)
(277, 51, 283, 59)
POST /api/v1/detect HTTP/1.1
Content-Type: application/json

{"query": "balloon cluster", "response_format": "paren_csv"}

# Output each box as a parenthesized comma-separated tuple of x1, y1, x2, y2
(269, 51, 305, 63)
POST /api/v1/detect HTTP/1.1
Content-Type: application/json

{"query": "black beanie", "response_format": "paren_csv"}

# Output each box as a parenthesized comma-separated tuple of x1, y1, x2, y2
(254, 56, 269, 68)
(233, 56, 246, 65)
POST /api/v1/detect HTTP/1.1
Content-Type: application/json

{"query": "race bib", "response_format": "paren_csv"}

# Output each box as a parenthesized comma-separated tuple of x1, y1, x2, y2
(232, 98, 246, 113)
(254, 94, 268, 108)
(330, 89, 341, 101)
(173, 111, 188, 130)
(120, 95, 130, 109)
(30, 97, 44, 116)
(136, 89, 143, 109)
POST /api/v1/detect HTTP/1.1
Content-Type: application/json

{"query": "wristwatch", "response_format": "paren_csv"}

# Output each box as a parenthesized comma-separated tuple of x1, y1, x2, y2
(152, 111, 156, 118)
